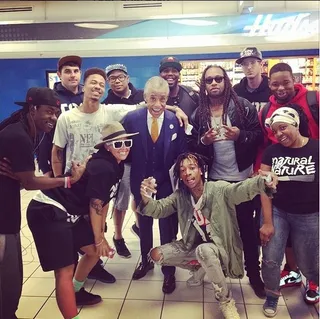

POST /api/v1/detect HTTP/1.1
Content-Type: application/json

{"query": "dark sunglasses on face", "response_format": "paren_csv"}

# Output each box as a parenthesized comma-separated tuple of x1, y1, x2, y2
(107, 139, 133, 149)
(205, 76, 224, 84)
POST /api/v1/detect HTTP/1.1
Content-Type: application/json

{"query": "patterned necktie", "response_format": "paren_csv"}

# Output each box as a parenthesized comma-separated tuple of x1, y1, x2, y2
(151, 117, 159, 143)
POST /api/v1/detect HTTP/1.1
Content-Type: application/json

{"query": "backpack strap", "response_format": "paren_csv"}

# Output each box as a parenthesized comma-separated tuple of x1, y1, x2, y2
(306, 91, 319, 126)
(179, 85, 199, 104)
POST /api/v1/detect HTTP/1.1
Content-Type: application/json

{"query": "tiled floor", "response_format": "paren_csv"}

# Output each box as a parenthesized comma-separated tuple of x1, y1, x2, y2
(18, 190, 319, 319)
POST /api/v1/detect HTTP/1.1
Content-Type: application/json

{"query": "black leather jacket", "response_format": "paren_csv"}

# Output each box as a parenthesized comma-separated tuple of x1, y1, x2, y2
(187, 97, 263, 172)
(167, 85, 199, 118)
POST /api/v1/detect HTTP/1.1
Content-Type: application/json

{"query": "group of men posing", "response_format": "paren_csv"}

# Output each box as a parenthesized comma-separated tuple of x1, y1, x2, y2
(0, 46, 318, 319)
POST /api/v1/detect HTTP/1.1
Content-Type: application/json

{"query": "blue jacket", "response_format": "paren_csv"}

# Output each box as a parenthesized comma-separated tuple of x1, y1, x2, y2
(37, 82, 84, 174)
(123, 108, 187, 202)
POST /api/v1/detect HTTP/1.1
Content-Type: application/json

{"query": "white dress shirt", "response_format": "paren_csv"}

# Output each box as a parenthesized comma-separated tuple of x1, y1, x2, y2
(147, 111, 164, 136)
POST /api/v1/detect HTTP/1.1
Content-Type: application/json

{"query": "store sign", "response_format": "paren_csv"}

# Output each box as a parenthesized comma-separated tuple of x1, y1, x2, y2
(243, 13, 319, 36)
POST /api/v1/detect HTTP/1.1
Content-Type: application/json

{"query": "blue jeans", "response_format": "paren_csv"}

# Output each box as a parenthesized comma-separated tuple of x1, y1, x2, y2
(261, 206, 319, 297)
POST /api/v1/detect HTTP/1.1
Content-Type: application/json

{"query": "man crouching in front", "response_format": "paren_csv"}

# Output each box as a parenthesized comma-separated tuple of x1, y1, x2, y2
(137, 152, 278, 319)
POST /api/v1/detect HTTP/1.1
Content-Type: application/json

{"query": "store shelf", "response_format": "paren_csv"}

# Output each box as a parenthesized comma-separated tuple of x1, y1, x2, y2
(180, 56, 319, 90)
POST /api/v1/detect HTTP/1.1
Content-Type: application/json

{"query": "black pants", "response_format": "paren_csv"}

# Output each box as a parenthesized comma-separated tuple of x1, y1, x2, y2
(236, 200, 261, 278)
(0, 233, 23, 319)
(138, 212, 178, 277)
(253, 195, 262, 243)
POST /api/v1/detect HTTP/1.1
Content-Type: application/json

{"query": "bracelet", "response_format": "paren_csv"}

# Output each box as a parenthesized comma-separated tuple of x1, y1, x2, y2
(200, 136, 206, 145)
(95, 239, 103, 247)
(67, 176, 71, 188)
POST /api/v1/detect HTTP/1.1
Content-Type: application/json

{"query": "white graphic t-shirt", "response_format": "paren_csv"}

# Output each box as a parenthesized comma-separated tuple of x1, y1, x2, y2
(190, 195, 213, 243)
(53, 104, 137, 172)
(262, 139, 319, 214)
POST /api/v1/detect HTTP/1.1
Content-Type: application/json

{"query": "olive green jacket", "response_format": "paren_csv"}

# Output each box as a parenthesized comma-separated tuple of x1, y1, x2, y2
(139, 175, 266, 279)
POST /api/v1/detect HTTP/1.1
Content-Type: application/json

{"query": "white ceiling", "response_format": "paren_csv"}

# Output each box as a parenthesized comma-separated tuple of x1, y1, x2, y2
(1, 1, 318, 24)
(0, 1, 318, 58)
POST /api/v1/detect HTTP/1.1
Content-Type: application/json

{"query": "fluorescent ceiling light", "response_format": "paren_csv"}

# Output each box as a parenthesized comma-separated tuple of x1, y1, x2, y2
(171, 19, 218, 26)
(0, 20, 34, 25)
(74, 23, 118, 30)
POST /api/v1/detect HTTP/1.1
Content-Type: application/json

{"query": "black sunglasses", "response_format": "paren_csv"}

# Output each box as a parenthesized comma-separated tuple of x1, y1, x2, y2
(204, 76, 224, 84)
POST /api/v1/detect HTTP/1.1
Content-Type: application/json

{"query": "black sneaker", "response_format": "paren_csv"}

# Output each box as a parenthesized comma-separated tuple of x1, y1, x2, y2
(113, 236, 131, 258)
(75, 288, 102, 306)
(87, 264, 116, 283)
(131, 223, 140, 238)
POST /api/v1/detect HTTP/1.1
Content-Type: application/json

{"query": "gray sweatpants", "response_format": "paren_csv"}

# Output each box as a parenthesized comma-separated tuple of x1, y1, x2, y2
(150, 240, 230, 302)
(0, 233, 22, 319)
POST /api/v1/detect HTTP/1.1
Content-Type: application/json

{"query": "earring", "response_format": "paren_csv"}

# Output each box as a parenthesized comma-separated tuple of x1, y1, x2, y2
(205, 90, 208, 96)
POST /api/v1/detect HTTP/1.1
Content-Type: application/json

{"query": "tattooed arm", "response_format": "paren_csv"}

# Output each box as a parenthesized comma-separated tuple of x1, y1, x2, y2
(52, 145, 64, 177)
(89, 198, 108, 243)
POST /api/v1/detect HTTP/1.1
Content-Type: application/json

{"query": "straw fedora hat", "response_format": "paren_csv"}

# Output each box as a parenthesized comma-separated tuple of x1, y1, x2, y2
(94, 121, 139, 149)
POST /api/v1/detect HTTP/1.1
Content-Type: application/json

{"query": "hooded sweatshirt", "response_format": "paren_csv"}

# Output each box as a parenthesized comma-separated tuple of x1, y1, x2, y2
(255, 83, 319, 170)
(37, 82, 84, 174)
(102, 83, 144, 105)
(233, 75, 271, 111)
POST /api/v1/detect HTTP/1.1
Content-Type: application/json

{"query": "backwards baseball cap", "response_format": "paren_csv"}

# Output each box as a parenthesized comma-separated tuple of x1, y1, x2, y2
(83, 67, 107, 82)
(265, 107, 300, 129)
(57, 55, 82, 70)
(15, 87, 61, 109)
(236, 47, 262, 65)
(159, 56, 182, 73)
(105, 64, 128, 77)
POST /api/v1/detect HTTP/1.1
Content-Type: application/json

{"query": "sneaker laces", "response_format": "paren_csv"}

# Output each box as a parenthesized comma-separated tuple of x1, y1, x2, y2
(219, 299, 240, 319)
(266, 296, 279, 309)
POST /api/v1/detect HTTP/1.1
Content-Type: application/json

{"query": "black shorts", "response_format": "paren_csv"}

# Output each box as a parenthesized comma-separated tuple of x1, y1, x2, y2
(26, 200, 94, 272)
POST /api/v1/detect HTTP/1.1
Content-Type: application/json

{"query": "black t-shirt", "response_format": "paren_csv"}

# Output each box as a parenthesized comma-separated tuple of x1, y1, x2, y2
(0, 121, 35, 234)
(262, 139, 319, 214)
(42, 148, 123, 215)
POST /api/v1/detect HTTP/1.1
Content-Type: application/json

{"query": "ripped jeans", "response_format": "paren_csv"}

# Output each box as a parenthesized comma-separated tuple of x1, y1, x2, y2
(150, 240, 230, 302)
(261, 206, 319, 297)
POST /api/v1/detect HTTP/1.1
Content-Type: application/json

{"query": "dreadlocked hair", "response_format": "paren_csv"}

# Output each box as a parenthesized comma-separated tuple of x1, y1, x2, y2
(173, 152, 207, 193)
(0, 107, 29, 132)
(198, 65, 246, 128)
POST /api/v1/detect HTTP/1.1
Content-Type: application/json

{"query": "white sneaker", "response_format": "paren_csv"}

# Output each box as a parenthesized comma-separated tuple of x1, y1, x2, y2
(219, 298, 240, 319)
(186, 267, 206, 287)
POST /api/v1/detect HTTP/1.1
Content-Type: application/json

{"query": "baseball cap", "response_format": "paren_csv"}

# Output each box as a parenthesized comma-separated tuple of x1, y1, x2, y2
(15, 87, 61, 108)
(105, 64, 128, 77)
(57, 55, 82, 70)
(236, 47, 262, 65)
(159, 56, 182, 73)
(83, 67, 107, 82)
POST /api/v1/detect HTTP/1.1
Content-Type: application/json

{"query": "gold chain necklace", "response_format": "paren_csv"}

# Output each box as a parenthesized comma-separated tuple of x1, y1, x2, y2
(212, 116, 222, 130)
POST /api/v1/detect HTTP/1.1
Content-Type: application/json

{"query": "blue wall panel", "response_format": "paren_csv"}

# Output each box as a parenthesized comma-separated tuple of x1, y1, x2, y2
(0, 49, 318, 122)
